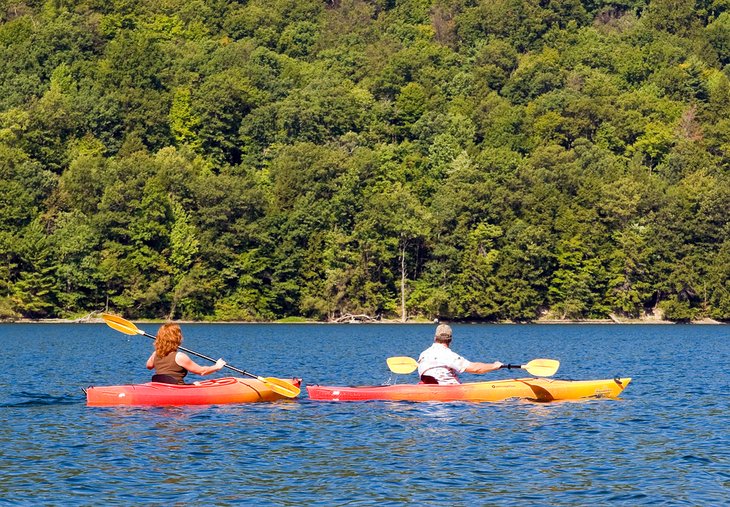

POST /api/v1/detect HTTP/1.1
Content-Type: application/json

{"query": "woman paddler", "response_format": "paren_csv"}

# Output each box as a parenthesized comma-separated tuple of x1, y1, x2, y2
(146, 323, 226, 384)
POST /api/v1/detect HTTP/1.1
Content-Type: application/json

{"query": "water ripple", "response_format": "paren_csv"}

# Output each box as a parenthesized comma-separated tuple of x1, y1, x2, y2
(0, 391, 82, 408)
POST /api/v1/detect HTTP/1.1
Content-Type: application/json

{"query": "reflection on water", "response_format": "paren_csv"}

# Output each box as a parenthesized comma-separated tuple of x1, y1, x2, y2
(0, 323, 728, 504)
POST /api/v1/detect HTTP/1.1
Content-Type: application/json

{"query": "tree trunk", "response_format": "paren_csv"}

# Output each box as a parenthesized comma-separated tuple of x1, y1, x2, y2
(168, 298, 177, 321)
(400, 242, 407, 323)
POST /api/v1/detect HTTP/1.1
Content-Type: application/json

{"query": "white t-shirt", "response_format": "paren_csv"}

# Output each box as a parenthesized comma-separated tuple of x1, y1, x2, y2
(417, 343, 472, 385)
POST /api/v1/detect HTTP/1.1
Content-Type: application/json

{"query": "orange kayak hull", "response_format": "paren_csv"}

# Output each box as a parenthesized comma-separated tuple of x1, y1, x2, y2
(306, 377, 631, 403)
(86, 376, 301, 406)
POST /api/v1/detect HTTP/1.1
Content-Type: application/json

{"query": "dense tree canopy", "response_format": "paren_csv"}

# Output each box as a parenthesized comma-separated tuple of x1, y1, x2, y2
(1, 0, 728, 322)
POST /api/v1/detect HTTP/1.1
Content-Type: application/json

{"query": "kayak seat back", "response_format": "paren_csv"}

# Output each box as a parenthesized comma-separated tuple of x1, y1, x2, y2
(151, 374, 185, 385)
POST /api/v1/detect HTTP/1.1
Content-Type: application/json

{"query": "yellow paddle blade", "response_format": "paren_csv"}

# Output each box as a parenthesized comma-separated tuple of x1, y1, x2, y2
(386, 356, 418, 374)
(522, 358, 560, 377)
(260, 377, 301, 398)
(102, 313, 143, 336)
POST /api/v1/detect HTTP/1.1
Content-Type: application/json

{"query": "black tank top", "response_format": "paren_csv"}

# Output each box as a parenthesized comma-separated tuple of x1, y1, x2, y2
(154, 351, 188, 384)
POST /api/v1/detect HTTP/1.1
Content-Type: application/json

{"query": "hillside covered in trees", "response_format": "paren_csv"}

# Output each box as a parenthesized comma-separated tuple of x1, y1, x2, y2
(1, 0, 729, 322)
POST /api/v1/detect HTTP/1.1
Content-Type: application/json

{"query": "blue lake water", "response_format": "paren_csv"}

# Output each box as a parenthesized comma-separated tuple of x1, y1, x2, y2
(1, 323, 728, 505)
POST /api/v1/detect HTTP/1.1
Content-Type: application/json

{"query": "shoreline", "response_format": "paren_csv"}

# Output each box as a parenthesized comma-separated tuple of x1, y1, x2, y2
(2, 317, 726, 325)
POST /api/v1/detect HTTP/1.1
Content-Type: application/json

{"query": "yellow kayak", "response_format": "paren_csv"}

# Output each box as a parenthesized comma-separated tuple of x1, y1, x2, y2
(307, 377, 631, 402)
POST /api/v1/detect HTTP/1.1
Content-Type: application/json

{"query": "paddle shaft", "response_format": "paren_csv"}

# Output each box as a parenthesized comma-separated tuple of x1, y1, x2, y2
(501, 364, 525, 370)
(138, 329, 260, 380)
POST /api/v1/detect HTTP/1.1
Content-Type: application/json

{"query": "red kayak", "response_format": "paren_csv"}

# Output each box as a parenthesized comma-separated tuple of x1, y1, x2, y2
(86, 377, 302, 406)
(306, 377, 631, 403)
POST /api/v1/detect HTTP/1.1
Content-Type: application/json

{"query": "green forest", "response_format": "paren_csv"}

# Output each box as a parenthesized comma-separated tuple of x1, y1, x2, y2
(1, 0, 729, 322)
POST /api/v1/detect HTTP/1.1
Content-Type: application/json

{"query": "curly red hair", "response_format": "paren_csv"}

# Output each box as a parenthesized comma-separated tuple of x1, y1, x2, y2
(154, 323, 182, 357)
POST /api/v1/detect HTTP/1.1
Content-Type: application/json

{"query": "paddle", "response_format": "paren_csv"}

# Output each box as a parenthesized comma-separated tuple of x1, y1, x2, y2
(502, 358, 560, 377)
(386, 356, 560, 377)
(386, 356, 420, 374)
(102, 313, 300, 398)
